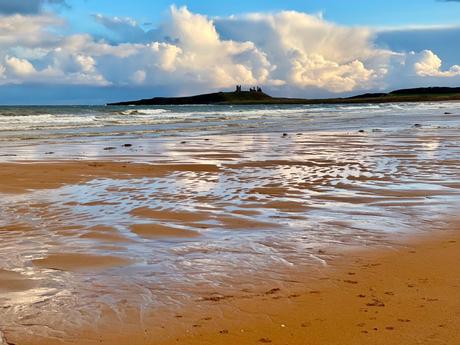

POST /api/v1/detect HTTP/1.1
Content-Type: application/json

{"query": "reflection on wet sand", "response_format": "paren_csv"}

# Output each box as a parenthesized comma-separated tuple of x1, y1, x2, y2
(32, 253, 133, 272)
(1, 127, 460, 343)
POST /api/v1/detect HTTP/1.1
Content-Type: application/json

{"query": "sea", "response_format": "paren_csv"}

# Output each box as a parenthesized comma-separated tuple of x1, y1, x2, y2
(1, 102, 460, 140)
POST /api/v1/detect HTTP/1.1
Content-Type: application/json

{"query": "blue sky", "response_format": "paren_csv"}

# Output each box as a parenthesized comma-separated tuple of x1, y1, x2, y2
(63, 0, 460, 27)
(0, 0, 459, 104)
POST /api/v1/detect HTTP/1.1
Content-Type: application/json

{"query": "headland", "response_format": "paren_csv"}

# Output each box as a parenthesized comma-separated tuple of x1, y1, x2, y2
(109, 86, 460, 106)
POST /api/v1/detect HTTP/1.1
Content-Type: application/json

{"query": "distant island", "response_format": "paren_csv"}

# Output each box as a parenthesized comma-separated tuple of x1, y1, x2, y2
(108, 86, 460, 106)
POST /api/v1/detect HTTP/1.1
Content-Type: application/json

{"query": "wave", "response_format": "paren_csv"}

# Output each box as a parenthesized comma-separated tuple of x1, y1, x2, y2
(1, 101, 459, 138)
(0, 113, 98, 131)
(119, 109, 169, 116)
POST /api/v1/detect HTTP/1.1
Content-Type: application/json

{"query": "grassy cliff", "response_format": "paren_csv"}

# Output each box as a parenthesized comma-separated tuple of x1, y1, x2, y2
(108, 87, 460, 106)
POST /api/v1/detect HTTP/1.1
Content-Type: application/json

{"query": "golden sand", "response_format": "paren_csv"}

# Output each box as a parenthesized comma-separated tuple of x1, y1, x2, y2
(12, 224, 460, 345)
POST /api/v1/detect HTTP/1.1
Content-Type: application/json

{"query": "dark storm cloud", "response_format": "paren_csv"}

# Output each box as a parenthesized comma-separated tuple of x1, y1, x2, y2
(0, 0, 68, 15)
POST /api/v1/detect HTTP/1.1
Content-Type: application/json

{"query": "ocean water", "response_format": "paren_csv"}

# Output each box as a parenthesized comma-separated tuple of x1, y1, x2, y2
(1, 102, 460, 140)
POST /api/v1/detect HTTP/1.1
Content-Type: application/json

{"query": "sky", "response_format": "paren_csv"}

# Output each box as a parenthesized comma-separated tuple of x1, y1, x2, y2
(0, 0, 459, 104)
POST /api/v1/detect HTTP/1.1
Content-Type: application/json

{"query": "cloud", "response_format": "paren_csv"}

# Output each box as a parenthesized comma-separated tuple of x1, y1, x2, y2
(0, 14, 63, 47)
(413, 50, 460, 77)
(215, 11, 395, 92)
(93, 14, 149, 43)
(87, 7, 389, 92)
(376, 26, 460, 68)
(0, 0, 68, 15)
(0, 5, 459, 99)
(5, 56, 37, 76)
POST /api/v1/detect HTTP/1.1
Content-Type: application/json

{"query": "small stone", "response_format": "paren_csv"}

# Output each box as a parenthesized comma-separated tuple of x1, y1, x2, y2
(103, 147, 116, 150)
(344, 280, 358, 284)
(122, 144, 132, 147)
(366, 298, 385, 307)
(265, 288, 281, 295)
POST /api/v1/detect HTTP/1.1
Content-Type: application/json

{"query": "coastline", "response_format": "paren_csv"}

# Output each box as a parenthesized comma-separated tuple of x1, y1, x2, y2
(108, 87, 460, 106)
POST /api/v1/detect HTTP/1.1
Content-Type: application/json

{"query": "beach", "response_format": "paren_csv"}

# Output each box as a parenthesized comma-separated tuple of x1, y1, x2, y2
(1, 102, 460, 344)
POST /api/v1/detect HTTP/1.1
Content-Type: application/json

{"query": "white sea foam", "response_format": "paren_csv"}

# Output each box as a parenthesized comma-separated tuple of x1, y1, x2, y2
(0, 101, 459, 138)
(119, 109, 170, 116)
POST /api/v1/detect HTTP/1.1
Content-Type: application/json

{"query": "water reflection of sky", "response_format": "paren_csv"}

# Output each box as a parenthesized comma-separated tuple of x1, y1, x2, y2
(1, 113, 460, 339)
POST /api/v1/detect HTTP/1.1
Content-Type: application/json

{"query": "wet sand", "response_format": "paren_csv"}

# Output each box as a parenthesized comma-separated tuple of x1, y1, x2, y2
(1, 127, 460, 344)
(159, 227, 460, 345)
(32, 253, 133, 272)
(12, 224, 460, 345)
(0, 161, 219, 194)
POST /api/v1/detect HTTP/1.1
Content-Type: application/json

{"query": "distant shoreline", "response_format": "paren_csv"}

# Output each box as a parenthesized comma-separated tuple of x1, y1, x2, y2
(108, 86, 460, 106)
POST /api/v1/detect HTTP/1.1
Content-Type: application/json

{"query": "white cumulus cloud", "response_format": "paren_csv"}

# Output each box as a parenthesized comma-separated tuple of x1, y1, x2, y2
(414, 50, 460, 77)
(5, 56, 36, 76)
(0, 6, 459, 95)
